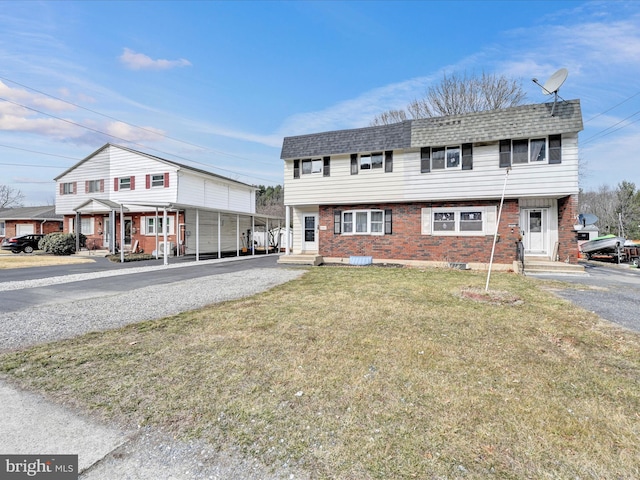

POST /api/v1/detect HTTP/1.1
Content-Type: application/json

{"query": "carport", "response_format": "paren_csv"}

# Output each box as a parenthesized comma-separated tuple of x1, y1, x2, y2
(73, 199, 285, 265)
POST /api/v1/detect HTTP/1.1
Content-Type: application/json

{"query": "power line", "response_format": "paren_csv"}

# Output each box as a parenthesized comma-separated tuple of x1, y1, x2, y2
(581, 109, 640, 145)
(583, 90, 640, 124)
(0, 143, 81, 161)
(0, 96, 281, 184)
(0, 75, 277, 164)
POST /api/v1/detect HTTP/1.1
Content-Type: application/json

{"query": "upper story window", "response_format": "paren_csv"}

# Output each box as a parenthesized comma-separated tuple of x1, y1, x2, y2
(421, 144, 472, 173)
(151, 174, 165, 187)
(360, 153, 383, 170)
(500, 135, 561, 168)
(350, 151, 393, 175)
(293, 157, 330, 178)
(119, 177, 132, 190)
(334, 209, 392, 235)
(302, 159, 322, 174)
(60, 182, 76, 195)
(114, 176, 135, 191)
(86, 180, 103, 193)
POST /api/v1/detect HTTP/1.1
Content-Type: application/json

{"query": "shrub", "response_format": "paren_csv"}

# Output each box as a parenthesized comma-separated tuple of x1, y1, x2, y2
(39, 233, 87, 256)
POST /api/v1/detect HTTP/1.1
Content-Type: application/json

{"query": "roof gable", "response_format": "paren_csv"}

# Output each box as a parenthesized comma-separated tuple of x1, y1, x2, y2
(55, 144, 255, 189)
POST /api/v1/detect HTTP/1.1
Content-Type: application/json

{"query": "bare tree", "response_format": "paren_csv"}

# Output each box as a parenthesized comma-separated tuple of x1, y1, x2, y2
(0, 185, 25, 208)
(579, 182, 640, 238)
(370, 71, 527, 126)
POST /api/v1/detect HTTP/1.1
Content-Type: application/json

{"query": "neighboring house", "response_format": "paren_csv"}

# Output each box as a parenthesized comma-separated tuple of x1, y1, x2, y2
(0, 206, 63, 241)
(279, 100, 583, 269)
(55, 143, 282, 258)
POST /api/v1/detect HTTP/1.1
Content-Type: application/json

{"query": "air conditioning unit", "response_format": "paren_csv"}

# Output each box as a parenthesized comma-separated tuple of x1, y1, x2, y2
(158, 241, 175, 256)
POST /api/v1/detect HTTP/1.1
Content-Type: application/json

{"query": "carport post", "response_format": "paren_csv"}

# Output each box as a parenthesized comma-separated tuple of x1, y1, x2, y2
(236, 214, 240, 256)
(154, 208, 159, 260)
(120, 204, 125, 263)
(252, 216, 255, 255)
(196, 208, 200, 262)
(163, 208, 168, 266)
(217, 211, 221, 259)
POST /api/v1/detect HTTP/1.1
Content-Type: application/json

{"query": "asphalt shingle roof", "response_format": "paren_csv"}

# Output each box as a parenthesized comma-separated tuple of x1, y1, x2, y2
(0, 206, 62, 220)
(280, 100, 583, 159)
(281, 121, 412, 159)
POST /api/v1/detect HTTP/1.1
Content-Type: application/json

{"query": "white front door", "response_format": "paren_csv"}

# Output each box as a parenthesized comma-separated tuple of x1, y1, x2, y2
(523, 209, 547, 255)
(302, 214, 318, 252)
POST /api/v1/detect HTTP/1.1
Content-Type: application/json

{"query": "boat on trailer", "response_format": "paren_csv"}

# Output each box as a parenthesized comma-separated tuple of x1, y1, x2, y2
(580, 234, 625, 259)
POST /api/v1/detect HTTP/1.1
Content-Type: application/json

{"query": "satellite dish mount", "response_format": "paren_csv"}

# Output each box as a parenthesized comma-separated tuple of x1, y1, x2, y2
(532, 68, 568, 116)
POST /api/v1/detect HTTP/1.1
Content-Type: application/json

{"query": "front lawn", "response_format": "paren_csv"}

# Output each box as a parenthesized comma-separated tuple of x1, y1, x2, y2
(1, 267, 638, 478)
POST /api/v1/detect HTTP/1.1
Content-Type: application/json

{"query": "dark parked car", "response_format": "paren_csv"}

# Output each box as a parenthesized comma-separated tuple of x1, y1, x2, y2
(1, 234, 45, 254)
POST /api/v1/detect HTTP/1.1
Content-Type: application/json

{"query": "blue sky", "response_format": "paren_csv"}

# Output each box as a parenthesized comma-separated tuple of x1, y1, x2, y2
(1, 0, 639, 205)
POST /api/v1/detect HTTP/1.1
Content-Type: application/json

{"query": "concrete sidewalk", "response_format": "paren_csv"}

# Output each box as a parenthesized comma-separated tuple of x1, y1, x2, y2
(0, 379, 128, 474)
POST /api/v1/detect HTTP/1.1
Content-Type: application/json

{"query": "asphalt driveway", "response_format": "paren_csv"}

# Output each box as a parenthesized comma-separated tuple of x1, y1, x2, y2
(527, 261, 640, 333)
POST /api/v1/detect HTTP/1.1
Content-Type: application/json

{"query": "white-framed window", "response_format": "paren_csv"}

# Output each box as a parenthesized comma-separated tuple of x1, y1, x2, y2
(80, 217, 95, 235)
(151, 174, 165, 187)
(360, 152, 383, 170)
(512, 138, 547, 164)
(87, 180, 102, 193)
(431, 146, 461, 170)
(119, 177, 132, 190)
(503, 137, 550, 166)
(144, 216, 174, 235)
(342, 209, 385, 235)
(302, 159, 322, 175)
(0, 221, 5, 236)
(422, 206, 496, 236)
(61, 182, 75, 195)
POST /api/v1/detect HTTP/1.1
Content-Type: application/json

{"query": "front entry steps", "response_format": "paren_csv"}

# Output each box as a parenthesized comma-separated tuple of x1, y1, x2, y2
(277, 254, 323, 266)
(523, 256, 585, 275)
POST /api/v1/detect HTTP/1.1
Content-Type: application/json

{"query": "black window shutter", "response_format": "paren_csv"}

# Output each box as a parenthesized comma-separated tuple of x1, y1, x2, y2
(462, 143, 473, 170)
(420, 147, 431, 173)
(334, 210, 342, 234)
(499, 140, 512, 168)
(293, 159, 300, 178)
(323, 156, 330, 176)
(548, 135, 562, 164)
(385, 151, 393, 172)
(350, 154, 358, 175)
(384, 209, 392, 234)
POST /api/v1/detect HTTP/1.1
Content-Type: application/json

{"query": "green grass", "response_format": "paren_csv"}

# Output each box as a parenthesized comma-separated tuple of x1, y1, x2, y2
(1, 267, 639, 479)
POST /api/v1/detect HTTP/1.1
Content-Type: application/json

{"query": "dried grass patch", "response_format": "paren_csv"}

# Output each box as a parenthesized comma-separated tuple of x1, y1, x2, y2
(1, 267, 639, 479)
(0, 253, 95, 269)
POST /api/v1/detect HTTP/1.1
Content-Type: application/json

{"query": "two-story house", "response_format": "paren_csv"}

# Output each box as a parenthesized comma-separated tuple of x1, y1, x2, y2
(279, 100, 583, 269)
(55, 143, 281, 259)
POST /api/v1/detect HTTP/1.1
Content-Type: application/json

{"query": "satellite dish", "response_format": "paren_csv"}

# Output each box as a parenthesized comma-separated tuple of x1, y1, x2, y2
(578, 213, 598, 226)
(532, 68, 568, 116)
(542, 68, 568, 95)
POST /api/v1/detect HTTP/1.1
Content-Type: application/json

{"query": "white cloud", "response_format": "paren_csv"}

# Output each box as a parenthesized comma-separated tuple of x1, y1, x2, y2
(0, 80, 75, 112)
(119, 48, 192, 71)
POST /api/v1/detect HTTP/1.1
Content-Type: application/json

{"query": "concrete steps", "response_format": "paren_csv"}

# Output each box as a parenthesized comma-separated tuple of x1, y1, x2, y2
(524, 256, 585, 275)
(277, 254, 323, 266)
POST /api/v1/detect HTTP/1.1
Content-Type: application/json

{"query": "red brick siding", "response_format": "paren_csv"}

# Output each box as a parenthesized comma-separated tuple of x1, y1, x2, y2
(63, 212, 185, 253)
(1, 220, 63, 239)
(319, 200, 521, 264)
(557, 195, 579, 263)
